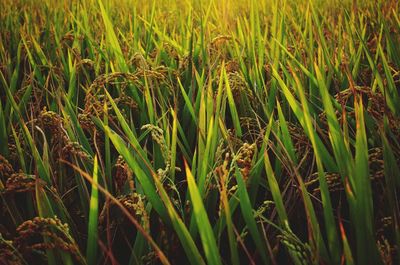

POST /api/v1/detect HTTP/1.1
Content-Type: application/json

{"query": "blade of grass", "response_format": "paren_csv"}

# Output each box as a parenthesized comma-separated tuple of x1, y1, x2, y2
(185, 161, 222, 265)
(86, 156, 99, 265)
(234, 164, 270, 265)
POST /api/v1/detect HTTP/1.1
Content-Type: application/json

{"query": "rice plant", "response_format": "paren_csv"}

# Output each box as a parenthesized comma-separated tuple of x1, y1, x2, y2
(0, 0, 399, 264)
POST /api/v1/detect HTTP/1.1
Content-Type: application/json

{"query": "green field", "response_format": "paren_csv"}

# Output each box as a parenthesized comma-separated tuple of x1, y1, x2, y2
(0, 0, 399, 264)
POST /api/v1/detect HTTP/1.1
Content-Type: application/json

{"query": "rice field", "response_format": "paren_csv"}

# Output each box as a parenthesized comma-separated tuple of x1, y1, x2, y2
(0, 0, 399, 264)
